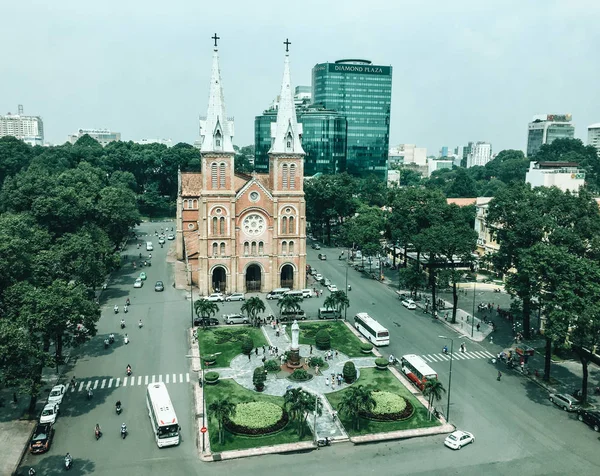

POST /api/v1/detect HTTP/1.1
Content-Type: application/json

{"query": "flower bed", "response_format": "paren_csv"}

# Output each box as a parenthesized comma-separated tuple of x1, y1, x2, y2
(361, 391, 414, 421)
(225, 402, 289, 436)
(288, 368, 312, 382)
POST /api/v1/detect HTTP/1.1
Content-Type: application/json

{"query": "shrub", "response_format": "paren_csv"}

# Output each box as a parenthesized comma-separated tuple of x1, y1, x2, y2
(362, 391, 414, 421)
(375, 357, 389, 369)
(204, 371, 219, 384)
(225, 403, 289, 436)
(360, 342, 373, 353)
(241, 337, 254, 355)
(289, 368, 310, 381)
(315, 329, 331, 350)
(264, 359, 281, 372)
(253, 366, 266, 391)
(203, 353, 217, 365)
(343, 361, 357, 383)
(307, 356, 325, 368)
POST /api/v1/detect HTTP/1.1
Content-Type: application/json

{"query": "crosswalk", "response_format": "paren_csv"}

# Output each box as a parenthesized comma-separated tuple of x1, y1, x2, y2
(420, 350, 495, 363)
(69, 373, 191, 392)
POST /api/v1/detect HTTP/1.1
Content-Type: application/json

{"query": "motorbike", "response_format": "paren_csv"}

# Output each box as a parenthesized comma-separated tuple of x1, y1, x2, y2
(494, 288, 502, 293)
(64, 456, 73, 470)
(347, 284, 352, 291)
(95, 428, 102, 440)
(114, 306, 119, 314)
(109, 335, 115, 344)
(87, 389, 93, 400)
(316, 437, 331, 447)
(124, 336, 129, 345)
(121, 426, 128, 439)
(116, 404, 122, 415)
(120, 321, 125, 329)
(124, 305, 128, 313)
(146, 261, 151, 267)
(442, 347, 448, 355)
(126, 298, 130, 306)
(29, 468, 36, 476)
(104, 339, 109, 349)
(126, 367, 132, 376)
(138, 320, 143, 329)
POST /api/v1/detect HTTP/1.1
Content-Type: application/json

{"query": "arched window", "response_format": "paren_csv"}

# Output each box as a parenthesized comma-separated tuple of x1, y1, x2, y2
(220, 243, 225, 256)
(290, 164, 296, 189)
(288, 216, 295, 234)
(259, 241, 264, 255)
(215, 130, 222, 149)
(244, 242, 249, 256)
(289, 241, 294, 253)
(212, 242, 218, 256)
(282, 164, 288, 189)
(212, 217, 218, 235)
(251, 241, 257, 256)
(282, 241, 287, 255)
(211, 162, 218, 188)
(219, 163, 226, 188)
(281, 216, 288, 234)
(219, 217, 225, 235)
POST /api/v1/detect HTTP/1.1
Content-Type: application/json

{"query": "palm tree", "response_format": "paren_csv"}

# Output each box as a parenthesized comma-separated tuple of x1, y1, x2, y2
(193, 299, 219, 329)
(422, 378, 446, 420)
(278, 294, 302, 320)
(337, 385, 375, 430)
(284, 388, 322, 437)
(207, 398, 236, 444)
(241, 296, 266, 327)
(332, 290, 350, 321)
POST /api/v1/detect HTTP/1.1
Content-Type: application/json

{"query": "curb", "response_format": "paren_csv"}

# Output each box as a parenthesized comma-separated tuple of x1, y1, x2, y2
(12, 421, 37, 476)
(350, 422, 455, 444)
(202, 441, 317, 462)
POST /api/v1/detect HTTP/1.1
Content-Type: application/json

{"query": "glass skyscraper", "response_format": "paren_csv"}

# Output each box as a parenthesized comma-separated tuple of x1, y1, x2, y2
(312, 59, 392, 179)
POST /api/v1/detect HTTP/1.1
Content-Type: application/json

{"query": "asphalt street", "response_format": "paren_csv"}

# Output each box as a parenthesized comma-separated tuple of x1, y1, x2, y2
(20, 232, 600, 475)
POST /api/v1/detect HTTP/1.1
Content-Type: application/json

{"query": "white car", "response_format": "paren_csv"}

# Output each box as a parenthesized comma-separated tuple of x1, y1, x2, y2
(301, 289, 313, 298)
(203, 293, 225, 302)
(167, 234, 175, 240)
(47, 384, 66, 405)
(40, 403, 59, 425)
(327, 284, 338, 292)
(134, 277, 143, 288)
(226, 293, 245, 302)
(224, 313, 249, 325)
(314, 274, 324, 282)
(324, 278, 331, 286)
(444, 430, 474, 450)
(402, 299, 417, 310)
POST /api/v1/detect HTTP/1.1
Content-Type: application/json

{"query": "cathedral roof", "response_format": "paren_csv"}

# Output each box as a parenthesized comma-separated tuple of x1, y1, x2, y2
(181, 172, 202, 196)
(183, 231, 199, 257)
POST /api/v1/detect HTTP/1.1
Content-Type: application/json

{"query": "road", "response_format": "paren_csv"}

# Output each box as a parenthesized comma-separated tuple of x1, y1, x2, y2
(21, 234, 600, 475)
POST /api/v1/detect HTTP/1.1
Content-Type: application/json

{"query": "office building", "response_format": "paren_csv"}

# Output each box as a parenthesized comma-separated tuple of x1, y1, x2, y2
(466, 141, 492, 168)
(68, 128, 121, 146)
(440, 146, 449, 158)
(388, 144, 427, 167)
(525, 161, 584, 192)
(0, 105, 44, 146)
(527, 114, 574, 157)
(588, 124, 600, 157)
(428, 158, 454, 177)
(312, 59, 392, 179)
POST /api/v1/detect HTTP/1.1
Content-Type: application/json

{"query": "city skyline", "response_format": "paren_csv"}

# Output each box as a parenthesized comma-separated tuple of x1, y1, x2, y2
(3, 0, 599, 154)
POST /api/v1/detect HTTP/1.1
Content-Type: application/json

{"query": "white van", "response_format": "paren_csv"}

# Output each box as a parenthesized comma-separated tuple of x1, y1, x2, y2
(146, 242, 154, 251)
(266, 288, 290, 300)
(301, 289, 313, 298)
(283, 290, 304, 299)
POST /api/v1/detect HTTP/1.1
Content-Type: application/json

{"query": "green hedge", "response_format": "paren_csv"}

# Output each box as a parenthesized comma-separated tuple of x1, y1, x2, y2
(289, 368, 311, 381)
(204, 371, 219, 384)
(360, 342, 373, 353)
(264, 359, 281, 372)
(241, 337, 254, 355)
(315, 329, 331, 350)
(225, 402, 289, 435)
(375, 357, 389, 369)
(343, 361, 357, 383)
(361, 391, 414, 421)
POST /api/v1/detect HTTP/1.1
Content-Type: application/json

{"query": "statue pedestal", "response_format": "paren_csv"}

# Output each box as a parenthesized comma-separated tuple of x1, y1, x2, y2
(286, 348, 302, 369)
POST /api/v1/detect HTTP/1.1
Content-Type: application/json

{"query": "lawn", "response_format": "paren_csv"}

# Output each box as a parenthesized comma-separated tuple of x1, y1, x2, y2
(326, 368, 441, 436)
(286, 321, 365, 357)
(203, 378, 312, 452)
(197, 326, 267, 368)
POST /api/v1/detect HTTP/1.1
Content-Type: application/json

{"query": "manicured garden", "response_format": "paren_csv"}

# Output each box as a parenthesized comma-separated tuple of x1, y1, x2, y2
(286, 321, 366, 357)
(203, 379, 311, 452)
(197, 327, 267, 368)
(326, 368, 441, 436)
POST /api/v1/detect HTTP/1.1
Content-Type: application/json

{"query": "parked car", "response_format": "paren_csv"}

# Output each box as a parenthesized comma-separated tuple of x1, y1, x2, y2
(318, 253, 327, 260)
(194, 316, 219, 326)
(314, 274, 324, 282)
(310, 268, 319, 276)
(327, 284, 338, 292)
(549, 393, 580, 411)
(47, 384, 66, 405)
(167, 234, 175, 240)
(134, 277, 143, 288)
(444, 430, 474, 450)
(154, 281, 164, 292)
(39, 402, 59, 425)
(226, 292, 245, 302)
(139, 271, 147, 281)
(324, 278, 331, 286)
(402, 299, 417, 310)
(311, 243, 321, 250)
(301, 289, 313, 298)
(202, 293, 225, 302)
(266, 288, 290, 300)
(30, 423, 54, 454)
(577, 409, 600, 432)
(280, 310, 307, 321)
(224, 313, 249, 325)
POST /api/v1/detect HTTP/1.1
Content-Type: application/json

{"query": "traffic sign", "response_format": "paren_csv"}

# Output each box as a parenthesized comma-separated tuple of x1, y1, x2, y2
(201, 427, 207, 433)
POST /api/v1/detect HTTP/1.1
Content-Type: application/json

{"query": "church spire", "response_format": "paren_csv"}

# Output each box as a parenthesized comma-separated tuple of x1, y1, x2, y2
(200, 34, 234, 154)
(268, 39, 304, 155)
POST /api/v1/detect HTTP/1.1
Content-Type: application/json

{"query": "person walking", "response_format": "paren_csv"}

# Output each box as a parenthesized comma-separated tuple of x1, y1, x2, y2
(325, 377, 329, 387)
(315, 365, 319, 375)
(310, 345, 313, 355)
(497, 370, 502, 381)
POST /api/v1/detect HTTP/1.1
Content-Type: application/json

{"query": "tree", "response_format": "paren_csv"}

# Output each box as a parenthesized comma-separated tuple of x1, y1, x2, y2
(342, 205, 385, 271)
(446, 168, 478, 198)
(277, 294, 302, 318)
(422, 378, 446, 420)
(398, 266, 427, 298)
(194, 299, 220, 329)
(324, 291, 349, 321)
(337, 385, 375, 430)
(253, 366, 267, 391)
(207, 399, 236, 444)
(241, 296, 266, 327)
(284, 388, 322, 437)
(399, 168, 422, 187)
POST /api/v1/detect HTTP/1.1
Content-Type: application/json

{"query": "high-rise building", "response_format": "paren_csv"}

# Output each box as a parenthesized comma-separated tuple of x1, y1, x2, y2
(440, 146, 449, 158)
(68, 128, 121, 146)
(388, 144, 427, 167)
(0, 105, 44, 146)
(466, 141, 492, 168)
(588, 123, 600, 157)
(527, 114, 574, 157)
(312, 59, 392, 179)
(254, 102, 346, 176)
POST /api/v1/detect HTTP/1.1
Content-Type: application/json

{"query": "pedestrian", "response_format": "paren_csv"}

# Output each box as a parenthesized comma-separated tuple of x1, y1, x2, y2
(310, 344, 313, 355)
(315, 365, 319, 375)
(248, 353, 251, 361)
(337, 374, 342, 386)
(262, 345, 266, 354)
(262, 356, 266, 364)
(497, 370, 502, 381)
(325, 377, 329, 386)
(255, 348, 258, 356)
(490, 336, 494, 344)
(275, 346, 278, 354)
(335, 350, 338, 359)
(476, 322, 481, 332)
(445, 312, 448, 321)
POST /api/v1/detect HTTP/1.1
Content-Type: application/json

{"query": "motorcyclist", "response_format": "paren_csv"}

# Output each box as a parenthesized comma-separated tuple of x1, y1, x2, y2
(104, 338, 109, 348)
(29, 468, 36, 475)
(124, 334, 129, 344)
(120, 318, 125, 329)
(121, 422, 127, 438)
(114, 305, 119, 314)
(109, 333, 115, 343)
(65, 453, 72, 467)
(126, 298, 130, 306)
(95, 423, 102, 438)
(116, 400, 122, 411)
(124, 304, 128, 313)
(148, 254, 152, 259)
(388, 354, 396, 365)
(126, 364, 132, 375)
(442, 345, 448, 354)
(138, 319, 143, 328)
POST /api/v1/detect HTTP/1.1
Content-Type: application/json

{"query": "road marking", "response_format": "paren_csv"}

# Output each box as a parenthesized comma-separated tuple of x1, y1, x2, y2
(93, 380, 99, 389)
(78, 382, 84, 392)
(116, 377, 120, 387)
(145, 375, 149, 385)
(108, 378, 113, 388)
(138, 376, 142, 386)
(472, 351, 487, 358)
(186, 373, 190, 383)
(179, 374, 183, 383)
(101, 379, 106, 389)
(123, 376, 128, 386)
(152, 375, 156, 383)
(86, 381, 91, 391)
(173, 373, 176, 383)
(166, 374, 170, 384)
(159, 375, 163, 382)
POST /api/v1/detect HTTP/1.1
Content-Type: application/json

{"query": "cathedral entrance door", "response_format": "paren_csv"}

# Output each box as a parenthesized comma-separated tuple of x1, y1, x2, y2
(246, 264, 261, 292)
(280, 264, 294, 289)
(212, 266, 227, 293)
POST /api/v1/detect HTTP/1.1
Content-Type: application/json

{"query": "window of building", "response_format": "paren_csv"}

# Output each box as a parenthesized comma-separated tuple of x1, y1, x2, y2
(211, 162, 218, 188)
(251, 241, 257, 256)
(220, 242, 225, 256)
(289, 241, 294, 253)
(187, 223, 194, 230)
(212, 242, 218, 256)
(281, 216, 288, 234)
(219, 217, 225, 235)
(282, 164, 288, 189)
(290, 164, 296, 189)
(258, 241, 264, 255)
(282, 241, 287, 255)
(288, 216, 295, 233)
(212, 217, 218, 235)
(244, 242, 249, 256)
(219, 163, 226, 188)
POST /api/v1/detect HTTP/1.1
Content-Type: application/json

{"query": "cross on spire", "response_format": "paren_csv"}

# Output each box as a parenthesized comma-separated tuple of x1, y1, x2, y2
(212, 33, 220, 48)
(284, 38, 291, 53)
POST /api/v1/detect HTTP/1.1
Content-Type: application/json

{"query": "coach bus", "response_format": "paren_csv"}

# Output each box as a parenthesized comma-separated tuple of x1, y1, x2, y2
(146, 382, 180, 447)
(354, 312, 390, 346)
(401, 354, 438, 390)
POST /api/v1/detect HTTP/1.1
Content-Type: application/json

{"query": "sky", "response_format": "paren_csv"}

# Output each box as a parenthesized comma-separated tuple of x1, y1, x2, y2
(3, 0, 600, 155)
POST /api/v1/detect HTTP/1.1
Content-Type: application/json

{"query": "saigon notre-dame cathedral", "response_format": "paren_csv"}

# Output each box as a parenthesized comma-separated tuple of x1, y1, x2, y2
(176, 39, 306, 295)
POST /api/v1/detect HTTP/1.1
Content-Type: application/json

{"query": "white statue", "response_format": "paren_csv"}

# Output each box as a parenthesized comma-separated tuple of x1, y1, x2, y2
(291, 320, 300, 349)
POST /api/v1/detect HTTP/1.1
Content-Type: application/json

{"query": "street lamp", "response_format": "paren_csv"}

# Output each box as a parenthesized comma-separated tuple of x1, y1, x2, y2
(344, 264, 349, 321)
(189, 265, 194, 328)
(471, 279, 476, 337)
(438, 335, 454, 421)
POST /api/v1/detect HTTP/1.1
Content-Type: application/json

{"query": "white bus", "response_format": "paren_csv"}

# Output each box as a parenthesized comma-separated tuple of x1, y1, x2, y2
(146, 382, 180, 447)
(354, 312, 389, 346)
(401, 354, 438, 390)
